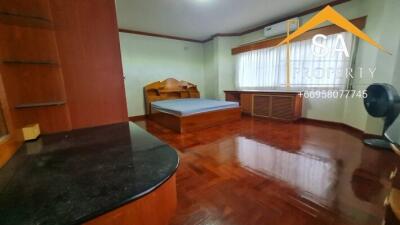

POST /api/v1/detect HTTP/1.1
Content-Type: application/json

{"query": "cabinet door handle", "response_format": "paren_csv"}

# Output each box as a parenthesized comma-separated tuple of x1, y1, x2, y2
(390, 168, 398, 180)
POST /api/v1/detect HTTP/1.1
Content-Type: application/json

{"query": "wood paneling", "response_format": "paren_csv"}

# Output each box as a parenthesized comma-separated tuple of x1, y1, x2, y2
(253, 95, 271, 117)
(232, 16, 367, 55)
(84, 174, 177, 225)
(254, 94, 301, 121)
(0, 52, 23, 168)
(0, 0, 69, 167)
(0, 0, 129, 166)
(271, 96, 294, 120)
(149, 108, 241, 133)
(50, 0, 128, 129)
(145, 78, 240, 133)
(129, 115, 147, 122)
(0, 133, 23, 168)
(0, 78, 23, 167)
(0, 0, 71, 134)
(225, 91, 303, 121)
(240, 93, 253, 115)
(225, 92, 240, 103)
(180, 108, 241, 133)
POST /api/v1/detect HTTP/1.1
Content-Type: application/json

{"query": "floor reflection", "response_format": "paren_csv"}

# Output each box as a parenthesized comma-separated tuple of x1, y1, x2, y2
(236, 136, 337, 206)
(138, 117, 399, 225)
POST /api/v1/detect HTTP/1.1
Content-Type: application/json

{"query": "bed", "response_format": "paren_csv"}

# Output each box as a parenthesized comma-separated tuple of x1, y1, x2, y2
(144, 78, 241, 133)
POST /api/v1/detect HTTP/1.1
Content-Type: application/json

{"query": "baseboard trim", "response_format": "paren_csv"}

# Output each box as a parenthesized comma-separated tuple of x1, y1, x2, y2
(129, 115, 381, 139)
(129, 115, 147, 122)
(299, 118, 381, 139)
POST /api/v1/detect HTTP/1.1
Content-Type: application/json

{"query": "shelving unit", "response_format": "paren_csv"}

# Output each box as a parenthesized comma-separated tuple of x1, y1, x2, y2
(15, 101, 65, 109)
(0, 0, 71, 133)
(2, 60, 58, 66)
(0, 11, 50, 22)
(0, 11, 53, 28)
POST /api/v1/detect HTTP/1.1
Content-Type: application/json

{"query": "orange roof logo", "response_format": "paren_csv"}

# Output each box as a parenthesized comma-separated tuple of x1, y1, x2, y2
(277, 5, 391, 55)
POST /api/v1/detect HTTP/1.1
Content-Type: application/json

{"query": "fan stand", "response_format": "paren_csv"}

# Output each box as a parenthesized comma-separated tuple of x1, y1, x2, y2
(363, 111, 398, 150)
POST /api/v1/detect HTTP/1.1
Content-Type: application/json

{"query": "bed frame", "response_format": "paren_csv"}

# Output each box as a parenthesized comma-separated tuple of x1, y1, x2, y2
(144, 78, 241, 133)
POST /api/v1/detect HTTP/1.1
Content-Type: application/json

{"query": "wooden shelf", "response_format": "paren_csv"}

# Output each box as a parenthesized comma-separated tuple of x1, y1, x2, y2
(15, 101, 65, 109)
(0, 11, 50, 22)
(0, 11, 53, 28)
(2, 60, 58, 66)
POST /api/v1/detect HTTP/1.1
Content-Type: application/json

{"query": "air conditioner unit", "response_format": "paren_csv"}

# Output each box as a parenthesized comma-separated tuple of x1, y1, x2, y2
(263, 18, 299, 38)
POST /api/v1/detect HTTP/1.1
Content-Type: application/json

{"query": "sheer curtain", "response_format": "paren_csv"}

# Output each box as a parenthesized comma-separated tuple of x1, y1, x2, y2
(235, 44, 286, 88)
(235, 32, 354, 89)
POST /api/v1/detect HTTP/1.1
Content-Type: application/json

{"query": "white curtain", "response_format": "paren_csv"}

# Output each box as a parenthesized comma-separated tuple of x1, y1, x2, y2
(235, 32, 354, 89)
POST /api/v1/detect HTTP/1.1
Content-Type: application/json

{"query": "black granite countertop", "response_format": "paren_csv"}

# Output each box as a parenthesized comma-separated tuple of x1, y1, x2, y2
(0, 122, 179, 225)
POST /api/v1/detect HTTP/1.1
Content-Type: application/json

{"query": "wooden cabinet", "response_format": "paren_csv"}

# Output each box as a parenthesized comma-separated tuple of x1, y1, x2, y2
(225, 92, 240, 103)
(225, 90, 303, 121)
(240, 94, 253, 114)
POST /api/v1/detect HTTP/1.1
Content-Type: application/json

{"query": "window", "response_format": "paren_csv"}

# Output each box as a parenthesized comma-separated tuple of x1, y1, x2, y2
(235, 32, 355, 89)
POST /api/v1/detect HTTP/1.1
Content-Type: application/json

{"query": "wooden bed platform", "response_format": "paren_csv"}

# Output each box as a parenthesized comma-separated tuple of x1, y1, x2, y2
(144, 78, 241, 133)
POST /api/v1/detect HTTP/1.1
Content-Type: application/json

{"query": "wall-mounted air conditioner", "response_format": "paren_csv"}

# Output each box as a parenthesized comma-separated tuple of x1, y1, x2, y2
(263, 18, 299, 38)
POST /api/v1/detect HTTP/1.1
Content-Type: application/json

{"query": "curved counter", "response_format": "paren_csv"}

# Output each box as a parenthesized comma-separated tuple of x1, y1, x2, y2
(0, 122, 179, 225)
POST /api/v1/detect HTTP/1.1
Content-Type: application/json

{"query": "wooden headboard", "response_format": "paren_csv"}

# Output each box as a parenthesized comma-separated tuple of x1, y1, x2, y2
(144, 78, 200, 115)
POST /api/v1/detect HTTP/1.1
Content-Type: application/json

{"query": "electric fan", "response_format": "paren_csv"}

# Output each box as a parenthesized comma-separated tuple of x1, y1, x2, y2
(363, 83, 400, 149)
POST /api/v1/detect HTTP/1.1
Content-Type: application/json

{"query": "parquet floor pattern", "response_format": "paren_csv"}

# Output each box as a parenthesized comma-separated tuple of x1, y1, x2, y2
(135, 116, 398, 225)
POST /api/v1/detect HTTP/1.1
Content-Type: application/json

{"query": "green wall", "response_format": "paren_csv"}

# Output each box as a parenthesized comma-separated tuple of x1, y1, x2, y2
(232, 0, 400, 134)
(119, 33, 204, 116)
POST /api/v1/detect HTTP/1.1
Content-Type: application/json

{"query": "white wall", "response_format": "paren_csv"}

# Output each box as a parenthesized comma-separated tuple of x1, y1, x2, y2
(119, 33, 204, 116)
(215, 37, 241, 99)
(203, 39, 218, 99)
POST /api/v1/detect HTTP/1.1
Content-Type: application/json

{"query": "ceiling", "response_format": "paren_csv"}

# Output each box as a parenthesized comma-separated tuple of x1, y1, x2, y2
(116, 0, 336, 41)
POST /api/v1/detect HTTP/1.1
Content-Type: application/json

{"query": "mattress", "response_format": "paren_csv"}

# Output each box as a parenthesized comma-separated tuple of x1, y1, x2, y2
(151, 98, 239, 116)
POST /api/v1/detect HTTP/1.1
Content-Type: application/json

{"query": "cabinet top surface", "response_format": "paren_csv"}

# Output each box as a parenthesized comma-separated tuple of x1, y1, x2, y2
(0, 122, 179, 225)
(224, 89, 303, 94)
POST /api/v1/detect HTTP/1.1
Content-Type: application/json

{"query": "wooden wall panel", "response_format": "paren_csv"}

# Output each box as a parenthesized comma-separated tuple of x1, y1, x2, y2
(50, 0, 128, 129)
(240, 93, 253, 114)
(0, 1, 71, 134)
(0, 0, 51, 19)
(253, 95, 271, 117)
(0, 59, 23, 168)
(0, 24, 58, 60)
(1, 65, 64, 105)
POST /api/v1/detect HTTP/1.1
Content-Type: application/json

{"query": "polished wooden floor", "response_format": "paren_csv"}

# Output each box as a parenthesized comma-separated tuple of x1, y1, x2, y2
(135, 116, 398, 225)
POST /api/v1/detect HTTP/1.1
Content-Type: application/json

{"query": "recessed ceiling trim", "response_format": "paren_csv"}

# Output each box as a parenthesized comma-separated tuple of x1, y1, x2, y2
(119, 29, 203, 43)
(119, 0, 350, 43)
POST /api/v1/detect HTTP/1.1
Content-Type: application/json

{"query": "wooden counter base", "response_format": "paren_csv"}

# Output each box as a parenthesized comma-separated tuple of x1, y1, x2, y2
(225, 90, 303, 121)
(84, 174, 177, 225)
